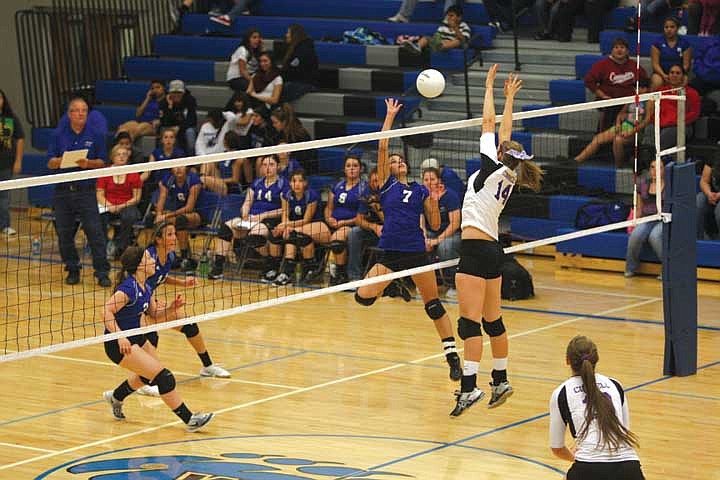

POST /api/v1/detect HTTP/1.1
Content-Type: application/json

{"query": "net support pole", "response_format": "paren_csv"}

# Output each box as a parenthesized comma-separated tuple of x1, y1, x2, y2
(662, 161, 697, 376)
(676, 87, 686, 163)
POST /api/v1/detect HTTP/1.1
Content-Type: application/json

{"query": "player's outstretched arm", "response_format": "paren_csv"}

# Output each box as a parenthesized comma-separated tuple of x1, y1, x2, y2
(378, 98, 403, 186)
(499, 72, 523, 145)
(482, 64, 499, 136)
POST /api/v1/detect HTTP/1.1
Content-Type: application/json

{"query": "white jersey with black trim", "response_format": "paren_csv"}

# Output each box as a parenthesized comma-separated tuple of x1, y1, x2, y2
(549, 373, 639, 463)
(461, 132, 517, 240)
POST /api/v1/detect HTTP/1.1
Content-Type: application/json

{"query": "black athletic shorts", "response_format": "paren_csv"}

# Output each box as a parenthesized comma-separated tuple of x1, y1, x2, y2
(146, 330, 159, 348)
(567, 460, 644, 480)
(262, 217, 281, 230)
(456, 239, 505, 279)
(377, 250, 428, 272)
(104, 334, 148, 365)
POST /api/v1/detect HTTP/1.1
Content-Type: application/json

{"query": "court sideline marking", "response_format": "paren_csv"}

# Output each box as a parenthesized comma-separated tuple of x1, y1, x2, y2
(0, 296, 659, 472)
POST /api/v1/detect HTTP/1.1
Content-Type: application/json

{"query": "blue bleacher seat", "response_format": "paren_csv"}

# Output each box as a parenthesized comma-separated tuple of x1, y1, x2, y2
(94, 105, 136, 129)
(153, 35, 240, 59)
(578, 166, 616, 192)
(511, 131, 533, 155)
(28, 184, 54, 208)
(22, 154, 50, 176)
(317, 147, 363, 174)
(511, 217, 573, 240)
(549, 79, 587, 105)
(95, 80, 149, 104)
(31, 128, 53, 151)
(575, 54, 605, 80)
(522, 105, 559, 130)
(549, 195, 595, 222)
(124, 57, 215, 82)
(308, 175, 336, 192)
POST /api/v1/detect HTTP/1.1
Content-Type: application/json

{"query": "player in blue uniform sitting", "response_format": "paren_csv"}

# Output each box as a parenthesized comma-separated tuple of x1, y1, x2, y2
(272, 170, 330, 285)
(324, 156, 368, 285)
(155, 166, 204, 272)
(354, 98, 462, 382)
(209, 155, 288, 280)
(102, 246, 213, 432)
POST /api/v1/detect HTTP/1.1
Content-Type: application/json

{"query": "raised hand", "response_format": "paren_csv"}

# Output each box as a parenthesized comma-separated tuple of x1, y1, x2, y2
(503, 72, 523, 98)
(485, 64, 499, 89)
(384, 98, 403, 117)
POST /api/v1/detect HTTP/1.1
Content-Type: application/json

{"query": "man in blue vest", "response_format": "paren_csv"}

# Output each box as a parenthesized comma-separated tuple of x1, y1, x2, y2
(47, 97, 111, 286)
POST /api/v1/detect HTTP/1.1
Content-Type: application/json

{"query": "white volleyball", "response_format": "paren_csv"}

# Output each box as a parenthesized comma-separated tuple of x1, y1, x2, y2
(416, 69, 446, 98)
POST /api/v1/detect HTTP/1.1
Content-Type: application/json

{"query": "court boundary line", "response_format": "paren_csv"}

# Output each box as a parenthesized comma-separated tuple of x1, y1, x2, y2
(0, 297, 659, 472)
(0, 442, 57, 454)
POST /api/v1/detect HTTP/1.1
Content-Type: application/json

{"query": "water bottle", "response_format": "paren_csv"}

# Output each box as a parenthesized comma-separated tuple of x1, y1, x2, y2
(31, 236, 41, 256)
(294, 261, 303, 286)
(198, 252, 210, 278)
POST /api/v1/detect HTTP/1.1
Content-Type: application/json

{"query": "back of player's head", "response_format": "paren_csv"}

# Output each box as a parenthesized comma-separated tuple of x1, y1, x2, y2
(114, 246, 146, 290)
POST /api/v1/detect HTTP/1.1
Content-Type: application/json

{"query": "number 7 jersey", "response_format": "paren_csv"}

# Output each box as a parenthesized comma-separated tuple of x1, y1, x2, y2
(461, 132, 518, 241)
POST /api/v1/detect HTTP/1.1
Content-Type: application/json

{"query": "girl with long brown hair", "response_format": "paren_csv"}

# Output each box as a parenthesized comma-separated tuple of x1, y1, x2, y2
(549, 335, 643, 479)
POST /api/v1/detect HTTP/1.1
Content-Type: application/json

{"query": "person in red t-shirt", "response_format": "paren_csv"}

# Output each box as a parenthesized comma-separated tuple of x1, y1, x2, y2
(97, 144, 143, 259)
(657, 64, 701, 152)
(585, 37, 649, 131)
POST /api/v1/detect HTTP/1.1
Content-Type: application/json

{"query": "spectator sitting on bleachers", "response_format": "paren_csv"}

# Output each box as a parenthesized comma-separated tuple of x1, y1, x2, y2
(575, 79, 654, 167)
(222, 92, 254, 148)
(208, 155, 289, 281)
(272, 169, 329, 285)
(195, 110, 225, 157)
(625, 159, 664, 279)
(279, 24, 319, 103)
(155, 165, 204, 272)
(209, 0, 256, 27)
(97, 144, 142, 259)
(248, 105, 277, 150)
(482, 0, 533, 32)
(657, 64, 701, 151)
(247, 52, 283, 110)
(199, 130, 244, 196)
(696, 151, 720, 239)
(688, 0, 720, 36)
(325, 156, 368, 285)
(650, 16, 692, 90)
(226, 28, 263, 94)
(625, 0, 684, 32)
(113, 132, 145, 165)
(420, 157, 465, 198)
(159, 79, 198, 156)
(584, 37, 649, 131)
(421, 167, 461, 297)
(404, 6, 471, 54)
(348, 167, 384, 282)
(554, 0, 615, 43)
(116, 80, 165, 141)
(142, 128, 185, 184)
(276, 142, 302, 179)
(533, 0, 561, 40)
(270, 104, 316, 173)
(388, 0, 460, 23)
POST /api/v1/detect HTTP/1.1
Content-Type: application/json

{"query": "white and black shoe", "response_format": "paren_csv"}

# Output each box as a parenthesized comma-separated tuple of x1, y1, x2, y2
(450, 388, 485, 417)
(488, 381, 514, 409)
(186, 412, 214, 432)
(102, 391, 125, 420)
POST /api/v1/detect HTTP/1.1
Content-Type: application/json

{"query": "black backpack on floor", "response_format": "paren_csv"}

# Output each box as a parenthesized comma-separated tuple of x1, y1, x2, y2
(500, 256, 535, 301)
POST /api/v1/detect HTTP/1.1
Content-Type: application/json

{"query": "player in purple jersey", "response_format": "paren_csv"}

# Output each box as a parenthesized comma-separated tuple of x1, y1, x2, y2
(272, 170, 330, 285)
(354, 99, 462, 382)
(324, 156, 367, 285)
(208, 155, 288, 280)
(101, 246, 213, 432)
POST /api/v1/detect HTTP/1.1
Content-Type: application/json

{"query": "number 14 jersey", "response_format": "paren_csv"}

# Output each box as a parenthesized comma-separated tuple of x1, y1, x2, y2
(462, 132, 517, 241)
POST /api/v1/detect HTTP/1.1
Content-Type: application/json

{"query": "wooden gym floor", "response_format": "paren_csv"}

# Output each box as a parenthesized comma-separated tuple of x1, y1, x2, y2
(0, 230, 718, 479)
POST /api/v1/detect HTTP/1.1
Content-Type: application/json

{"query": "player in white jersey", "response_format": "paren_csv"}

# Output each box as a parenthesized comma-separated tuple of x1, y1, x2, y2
(451, 64, 544, 417)
(549, 336, 644, 480)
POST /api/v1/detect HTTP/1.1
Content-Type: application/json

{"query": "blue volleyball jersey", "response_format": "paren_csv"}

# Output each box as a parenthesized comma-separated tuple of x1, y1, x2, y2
(330, 180, 367, 221)
(425, 188, 461, 235)
(653, 36, 691, 72)
(379, 176, 429, 252)
(284, 188, 321, 221)
(145, 245, 176, 291)
(108, 276, 154, 332)
(151, 146, 186, 181)
(279, 158, 302, 179)
(161, 171, 202, 211)
(218, 159, 236, 180)
(250, 176, 288, 215)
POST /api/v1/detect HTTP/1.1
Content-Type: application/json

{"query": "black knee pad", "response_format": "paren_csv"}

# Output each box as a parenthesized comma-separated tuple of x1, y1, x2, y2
(289, 231, 313, 247)
(152, 368, 176, 395)
(267, 234, 285, 245)
(140, 376, 153, 385)
(146, 331, 159, 348)
(482, 317, 506, 337)
(246, 234, 267, 248)
(329, 240, 346, 254)
(424, 298, 446, 320)
(457, 317, 482, 340)
(354, 292, 377, 306)
(174, 215, 189, 230)
(180, 323, 200, 338)
(218, 223, 234, 242)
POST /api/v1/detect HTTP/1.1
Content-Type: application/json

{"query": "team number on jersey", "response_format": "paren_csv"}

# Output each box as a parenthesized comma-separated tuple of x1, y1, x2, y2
(402, 190, 412, 203)
(257, 190, 272, 202)
(494, 180, 511, 205)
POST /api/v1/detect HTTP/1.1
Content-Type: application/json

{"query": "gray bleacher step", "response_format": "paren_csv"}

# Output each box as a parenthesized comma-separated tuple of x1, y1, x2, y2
(468, 62, 577, 77)
(480, 50, 577, 66)
(490, 37, 601, 53)
(443, 85, 550, 102)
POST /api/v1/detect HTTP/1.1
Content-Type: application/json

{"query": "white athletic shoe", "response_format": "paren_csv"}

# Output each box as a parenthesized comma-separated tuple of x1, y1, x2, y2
(445, 287, 457, 299)
(187, 412, 214, 432)
(387, 13, 409, 23)
(2, 227, 17, 236)
(450, 388, 485, 417)
(136, 384, 160, 397)
(102, 390, 125, 420)
(200, 364, 231, 378)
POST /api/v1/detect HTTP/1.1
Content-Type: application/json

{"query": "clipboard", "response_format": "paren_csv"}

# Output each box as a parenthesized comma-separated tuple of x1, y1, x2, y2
(60, 149, 89, 169)
(234, 219, 258, 230)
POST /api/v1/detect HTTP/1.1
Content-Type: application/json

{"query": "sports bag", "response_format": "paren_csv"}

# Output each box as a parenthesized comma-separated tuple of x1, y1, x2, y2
(500, 257, 534, 301)
(574, 200, 630, 230)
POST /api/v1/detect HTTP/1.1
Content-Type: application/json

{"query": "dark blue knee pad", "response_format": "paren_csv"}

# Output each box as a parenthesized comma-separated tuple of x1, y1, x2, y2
(482, 317, 506, 337)
(218, 224, 234, 242)
(424, 298, 446, 320)
(457, 317, 482, 340)
(174, 215, 189, 230)
(354, 292, 376, 306)
(180, 323, 200, 338)
(329, 240, 346, 254)
(152, 368, 176, 395)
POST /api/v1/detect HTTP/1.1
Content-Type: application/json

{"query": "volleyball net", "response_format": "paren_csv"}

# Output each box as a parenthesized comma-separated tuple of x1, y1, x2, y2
(0, 91, 679, 362)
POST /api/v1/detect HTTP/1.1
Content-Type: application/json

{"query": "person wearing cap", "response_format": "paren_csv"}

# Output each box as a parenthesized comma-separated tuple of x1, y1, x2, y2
(159, 79, 198, 156)
(420, 158, 465, 199)
(584, 38, 649, 131)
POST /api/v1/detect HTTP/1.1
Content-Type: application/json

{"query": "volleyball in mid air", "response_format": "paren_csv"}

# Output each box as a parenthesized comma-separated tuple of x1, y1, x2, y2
(416, 69, 446, 98)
